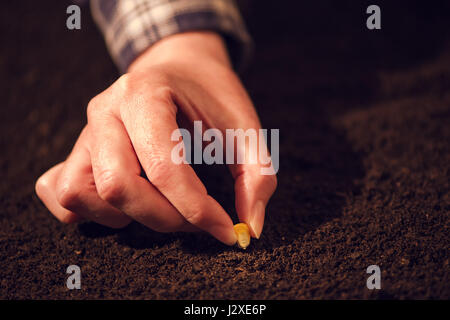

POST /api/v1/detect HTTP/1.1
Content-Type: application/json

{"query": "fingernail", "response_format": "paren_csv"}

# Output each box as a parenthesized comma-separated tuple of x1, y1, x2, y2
(209, 223, 237, 246)
(249, 200, 265, 239)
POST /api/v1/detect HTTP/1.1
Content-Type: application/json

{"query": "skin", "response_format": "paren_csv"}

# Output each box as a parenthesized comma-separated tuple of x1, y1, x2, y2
(35, 31, 277, 246)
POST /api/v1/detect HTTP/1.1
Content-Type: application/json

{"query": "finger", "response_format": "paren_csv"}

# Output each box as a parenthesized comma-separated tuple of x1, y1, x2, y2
(87, 102, 197, 233)
(119, 91, 236, 245)
(55, 128, 132, 228)
(224, 113, 277, 238)
(231, 163, 277, 239)
(191, 82, 278, 239)
(35, 163, 83, 224)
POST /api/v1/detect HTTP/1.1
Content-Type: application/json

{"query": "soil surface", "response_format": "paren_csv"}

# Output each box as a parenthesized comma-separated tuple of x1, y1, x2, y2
(1, 1, 449, 299)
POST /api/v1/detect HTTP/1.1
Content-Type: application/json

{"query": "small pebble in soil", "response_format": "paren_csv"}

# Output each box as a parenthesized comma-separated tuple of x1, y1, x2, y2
(233, 223, 251, 249)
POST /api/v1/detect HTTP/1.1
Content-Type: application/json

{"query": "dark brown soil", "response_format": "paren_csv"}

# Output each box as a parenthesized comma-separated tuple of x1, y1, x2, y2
(1, 1, 449, 299)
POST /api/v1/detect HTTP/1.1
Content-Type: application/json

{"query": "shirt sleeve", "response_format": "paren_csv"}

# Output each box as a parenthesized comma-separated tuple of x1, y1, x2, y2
(90, 0, 252, 73)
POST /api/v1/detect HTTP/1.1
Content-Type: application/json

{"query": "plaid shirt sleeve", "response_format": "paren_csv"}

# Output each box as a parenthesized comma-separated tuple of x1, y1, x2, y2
(90, 0, 252, 73)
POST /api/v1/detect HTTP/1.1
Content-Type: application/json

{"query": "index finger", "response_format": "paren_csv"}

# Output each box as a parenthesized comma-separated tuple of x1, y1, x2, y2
(120, 94, 237, 245)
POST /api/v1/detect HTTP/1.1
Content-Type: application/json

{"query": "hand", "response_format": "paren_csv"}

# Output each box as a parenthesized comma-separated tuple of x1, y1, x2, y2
(35, 31, 277, 245)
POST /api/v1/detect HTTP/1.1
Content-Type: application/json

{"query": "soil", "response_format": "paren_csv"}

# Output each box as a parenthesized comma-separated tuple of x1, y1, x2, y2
(0, 0, 449, 299)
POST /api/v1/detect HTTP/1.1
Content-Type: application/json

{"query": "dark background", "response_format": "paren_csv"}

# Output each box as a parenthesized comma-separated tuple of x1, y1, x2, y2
(0, 0, 449, 299)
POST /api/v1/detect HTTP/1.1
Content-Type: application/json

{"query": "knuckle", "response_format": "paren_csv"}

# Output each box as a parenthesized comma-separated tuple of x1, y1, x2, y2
(86, 96, 101, 120)
(265, 174, 278, 194)
(56, 182, 82, 210)
(35, 174, 49, 198)
(86, 94, 111, 121)
(114, 73, 132, 94)
(145, 155, 173, 188)
(95, 170, 126, 204)
(183, 200, 208, 226)
(114, 73, 147, 99)
(150, 86, 173, 105)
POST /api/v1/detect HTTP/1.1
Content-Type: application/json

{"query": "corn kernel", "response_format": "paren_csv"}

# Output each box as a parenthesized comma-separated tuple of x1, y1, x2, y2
(233, 223, 251, 249)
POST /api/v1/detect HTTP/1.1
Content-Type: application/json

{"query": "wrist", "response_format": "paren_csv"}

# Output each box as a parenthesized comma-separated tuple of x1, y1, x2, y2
(128, 31, 232, 72)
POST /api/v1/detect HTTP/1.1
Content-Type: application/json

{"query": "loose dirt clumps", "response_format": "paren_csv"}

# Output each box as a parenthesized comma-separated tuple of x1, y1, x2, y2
(0, 1, 449, 299)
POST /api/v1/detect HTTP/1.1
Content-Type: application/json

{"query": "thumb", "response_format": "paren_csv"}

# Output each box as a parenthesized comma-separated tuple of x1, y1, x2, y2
(232, 164, 277, 239)
(224, 115, 278, 239)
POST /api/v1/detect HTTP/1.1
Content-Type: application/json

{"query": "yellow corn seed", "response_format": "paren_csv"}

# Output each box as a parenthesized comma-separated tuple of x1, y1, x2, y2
(234, 223, 251, 249)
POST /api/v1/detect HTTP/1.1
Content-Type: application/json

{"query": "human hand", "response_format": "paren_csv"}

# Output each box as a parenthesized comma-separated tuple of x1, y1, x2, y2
(35, 31, 277, 245)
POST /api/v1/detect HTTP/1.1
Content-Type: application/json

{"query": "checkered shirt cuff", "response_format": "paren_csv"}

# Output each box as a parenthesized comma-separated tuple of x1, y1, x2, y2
(90, 0, 252, 73)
